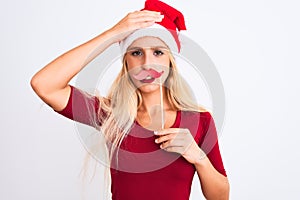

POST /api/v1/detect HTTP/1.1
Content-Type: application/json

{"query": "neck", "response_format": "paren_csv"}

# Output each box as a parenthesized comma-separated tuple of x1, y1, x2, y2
(138, 87, 173, 113)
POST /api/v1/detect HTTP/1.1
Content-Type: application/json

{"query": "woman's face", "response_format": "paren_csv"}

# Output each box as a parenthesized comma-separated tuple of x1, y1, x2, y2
(125, 36, 171, 94)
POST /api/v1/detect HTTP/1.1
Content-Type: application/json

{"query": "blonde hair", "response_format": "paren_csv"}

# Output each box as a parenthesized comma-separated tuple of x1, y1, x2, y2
(79, 51, 206, 198)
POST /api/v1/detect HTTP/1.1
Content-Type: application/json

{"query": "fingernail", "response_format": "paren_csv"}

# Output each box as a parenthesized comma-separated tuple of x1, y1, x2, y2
(155, 139, 158, 143)
(154, 131, 158, 135)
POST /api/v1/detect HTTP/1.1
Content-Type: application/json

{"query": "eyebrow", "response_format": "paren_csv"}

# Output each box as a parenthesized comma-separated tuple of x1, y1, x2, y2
(127, 46, 169, 51)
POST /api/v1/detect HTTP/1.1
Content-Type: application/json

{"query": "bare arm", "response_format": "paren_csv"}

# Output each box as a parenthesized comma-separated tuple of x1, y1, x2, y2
(195, 156, 230, 200)
(30, 10, 163, 111)
(30, 30, 116, 111)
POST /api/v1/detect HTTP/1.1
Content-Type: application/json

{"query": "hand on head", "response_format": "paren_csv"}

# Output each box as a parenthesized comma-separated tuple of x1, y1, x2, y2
(109, 10, 164, 42)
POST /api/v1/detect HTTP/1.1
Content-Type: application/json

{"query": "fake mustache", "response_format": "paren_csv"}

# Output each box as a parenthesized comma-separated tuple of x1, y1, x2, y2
(132, 69, 164, 80)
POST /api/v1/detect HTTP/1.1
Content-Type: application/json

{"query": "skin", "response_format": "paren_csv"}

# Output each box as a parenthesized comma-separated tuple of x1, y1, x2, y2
(30, 10, 229, 199)
(125, 36, 176, 130)
(125, 37, 171, 111)
(126, 40, 169, 89)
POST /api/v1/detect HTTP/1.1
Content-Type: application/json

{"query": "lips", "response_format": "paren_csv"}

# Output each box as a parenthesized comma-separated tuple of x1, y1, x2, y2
(132, 69, 164, 81)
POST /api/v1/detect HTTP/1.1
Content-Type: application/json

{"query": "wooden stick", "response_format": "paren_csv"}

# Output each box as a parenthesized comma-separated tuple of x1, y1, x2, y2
(159, 76, 164, 129)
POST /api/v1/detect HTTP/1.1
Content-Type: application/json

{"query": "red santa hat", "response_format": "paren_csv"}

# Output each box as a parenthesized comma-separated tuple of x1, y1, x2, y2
(120, 0, 186, 55)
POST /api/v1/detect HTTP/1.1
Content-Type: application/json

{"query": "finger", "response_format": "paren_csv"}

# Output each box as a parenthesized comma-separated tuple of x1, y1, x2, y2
(155, 133, 186, 144)
(160, 139, 186, 149)
(129, 12, 164, 22)
(132, 17, 163, 26)
(160, 140, 183, 149)
(124, 16, 162, 30)
(155, 134, 175, 144)
(131, 10, 162, 18)
(154, 128, 185, 136)
(130, 15, 163, 24)
(159, 140, 171, 149)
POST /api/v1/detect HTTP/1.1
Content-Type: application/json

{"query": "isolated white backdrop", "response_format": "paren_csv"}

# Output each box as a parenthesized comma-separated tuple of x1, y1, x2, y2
(1, 0, 300, 199)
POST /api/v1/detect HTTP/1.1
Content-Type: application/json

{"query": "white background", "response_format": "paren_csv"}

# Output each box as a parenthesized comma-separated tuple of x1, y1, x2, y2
(1, 0, 300, 199)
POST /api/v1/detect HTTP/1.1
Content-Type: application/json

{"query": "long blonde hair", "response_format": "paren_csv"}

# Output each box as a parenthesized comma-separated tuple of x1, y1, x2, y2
(79, 51, 206, 198)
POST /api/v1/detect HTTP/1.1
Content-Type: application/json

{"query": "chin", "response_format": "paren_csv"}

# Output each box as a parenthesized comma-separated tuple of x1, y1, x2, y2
(137, 84, 161, 94)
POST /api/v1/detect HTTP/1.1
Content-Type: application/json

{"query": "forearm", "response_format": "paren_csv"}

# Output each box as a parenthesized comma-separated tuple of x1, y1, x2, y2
(195, 157, 229, 200)
(30, 29, 116, 95)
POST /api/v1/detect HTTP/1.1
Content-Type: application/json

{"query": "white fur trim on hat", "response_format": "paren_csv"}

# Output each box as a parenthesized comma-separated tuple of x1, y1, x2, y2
(119, 23, 178, 55)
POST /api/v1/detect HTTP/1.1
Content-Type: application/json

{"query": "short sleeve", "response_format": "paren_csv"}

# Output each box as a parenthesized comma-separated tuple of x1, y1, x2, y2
(199, 112, 227, 177)
(54, 85, 104, 128)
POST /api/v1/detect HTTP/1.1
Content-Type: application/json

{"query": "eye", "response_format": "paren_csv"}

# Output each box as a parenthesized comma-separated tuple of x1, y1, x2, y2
(131, 50, 143, 56)
(153, 50, 164, 56)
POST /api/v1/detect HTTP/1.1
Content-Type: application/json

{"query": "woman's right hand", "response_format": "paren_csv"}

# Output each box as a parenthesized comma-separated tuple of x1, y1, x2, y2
(108, 10, 164, 42)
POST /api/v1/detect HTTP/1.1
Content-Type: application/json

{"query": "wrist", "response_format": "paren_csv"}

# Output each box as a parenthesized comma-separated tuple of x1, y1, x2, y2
(104, 26, 130, 44)
(193, 149, 208, 167)
(101, 28, 120, 44)
(107, 28, 118, 41)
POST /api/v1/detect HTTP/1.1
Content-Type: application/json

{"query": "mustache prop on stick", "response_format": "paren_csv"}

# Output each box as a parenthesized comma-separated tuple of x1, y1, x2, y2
(132, 68, 165, 130)
(132, 69, 164, 80)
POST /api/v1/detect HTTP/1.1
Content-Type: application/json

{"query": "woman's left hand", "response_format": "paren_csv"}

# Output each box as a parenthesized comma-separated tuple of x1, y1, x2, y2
(154, 128, 207, 165)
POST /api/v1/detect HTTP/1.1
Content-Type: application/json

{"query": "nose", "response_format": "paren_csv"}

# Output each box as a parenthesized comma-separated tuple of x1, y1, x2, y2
(142, 49, 154, 69)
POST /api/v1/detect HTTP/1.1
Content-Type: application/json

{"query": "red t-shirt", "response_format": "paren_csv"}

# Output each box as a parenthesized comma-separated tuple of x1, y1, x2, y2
(55, 85, 227, 200)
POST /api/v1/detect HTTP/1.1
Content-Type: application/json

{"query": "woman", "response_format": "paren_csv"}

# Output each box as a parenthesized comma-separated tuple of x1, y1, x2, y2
(31, 1, 229, 199)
